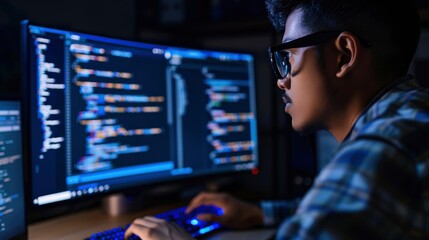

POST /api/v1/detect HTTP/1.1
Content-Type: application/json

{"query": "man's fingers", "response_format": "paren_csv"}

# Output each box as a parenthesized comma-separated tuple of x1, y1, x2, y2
(124, 216, 166, 239)
(197, 213, 222, 223)
(124, 222, 146, 239)
(186, 192, 226, 214)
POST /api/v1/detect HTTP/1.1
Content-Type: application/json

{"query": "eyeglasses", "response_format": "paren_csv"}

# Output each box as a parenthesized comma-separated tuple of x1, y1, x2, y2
(268, 30, 372, 79)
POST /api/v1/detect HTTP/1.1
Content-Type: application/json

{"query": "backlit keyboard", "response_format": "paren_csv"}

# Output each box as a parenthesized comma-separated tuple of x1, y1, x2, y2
(86, 205, 224, 240)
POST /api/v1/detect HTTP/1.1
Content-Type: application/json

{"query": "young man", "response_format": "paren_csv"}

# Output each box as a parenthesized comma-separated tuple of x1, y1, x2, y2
(125, 0, 428, 239)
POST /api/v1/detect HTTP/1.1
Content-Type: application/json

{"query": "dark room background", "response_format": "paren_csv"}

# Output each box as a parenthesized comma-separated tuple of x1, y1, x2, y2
(1, 0, 429, 202)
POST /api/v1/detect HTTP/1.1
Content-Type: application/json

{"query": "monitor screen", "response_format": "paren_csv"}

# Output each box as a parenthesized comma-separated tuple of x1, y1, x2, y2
(21, 21, 259, 212)
(0, 98, 27, 240)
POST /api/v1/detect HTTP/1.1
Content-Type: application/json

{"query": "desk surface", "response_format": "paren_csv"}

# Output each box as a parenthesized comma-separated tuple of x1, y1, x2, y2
(29, 206, 155, 240)
(28, 205, 276, 240)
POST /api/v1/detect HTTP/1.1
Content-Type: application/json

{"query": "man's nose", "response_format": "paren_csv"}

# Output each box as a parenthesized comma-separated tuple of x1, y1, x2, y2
(277, 74, 290, 90)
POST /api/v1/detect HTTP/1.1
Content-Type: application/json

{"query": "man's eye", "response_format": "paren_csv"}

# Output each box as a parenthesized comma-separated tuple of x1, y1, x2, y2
(279, 51, 289, 61)
(281, 50, 290, 57)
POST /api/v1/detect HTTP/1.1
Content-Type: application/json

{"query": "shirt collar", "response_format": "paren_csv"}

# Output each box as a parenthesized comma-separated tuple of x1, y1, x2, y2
(342, 74, 416, 142)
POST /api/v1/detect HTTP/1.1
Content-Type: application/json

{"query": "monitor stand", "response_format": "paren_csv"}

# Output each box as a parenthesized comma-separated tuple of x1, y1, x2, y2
(101, 181, 224, 217)
(102, 193, 144, 216)
(100, 183, 186, 216)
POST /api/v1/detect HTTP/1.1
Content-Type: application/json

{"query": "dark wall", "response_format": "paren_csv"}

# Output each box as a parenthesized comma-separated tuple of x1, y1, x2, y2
(0, 0, 135, 95)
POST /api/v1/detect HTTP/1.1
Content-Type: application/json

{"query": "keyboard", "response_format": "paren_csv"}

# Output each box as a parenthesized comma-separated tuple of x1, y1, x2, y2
(86, 205, 224, 240)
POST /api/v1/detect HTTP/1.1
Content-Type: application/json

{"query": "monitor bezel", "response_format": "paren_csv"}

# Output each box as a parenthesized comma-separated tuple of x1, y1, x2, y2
(20, 20, 260, 223)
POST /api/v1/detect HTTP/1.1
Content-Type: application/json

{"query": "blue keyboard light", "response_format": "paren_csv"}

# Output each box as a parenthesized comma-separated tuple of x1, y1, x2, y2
(86, 205, 224, 240)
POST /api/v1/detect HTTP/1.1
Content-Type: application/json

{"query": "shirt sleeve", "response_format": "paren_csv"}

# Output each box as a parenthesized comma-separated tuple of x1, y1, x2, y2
(275, 137, 421, 240)
(260, 199, 300, 226)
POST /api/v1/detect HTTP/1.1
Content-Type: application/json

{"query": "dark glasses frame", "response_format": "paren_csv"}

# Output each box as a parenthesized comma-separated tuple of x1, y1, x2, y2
(268, 30, 373, 79)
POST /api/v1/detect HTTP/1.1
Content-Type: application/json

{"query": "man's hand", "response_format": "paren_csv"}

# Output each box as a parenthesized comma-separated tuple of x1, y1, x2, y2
(186, 192, 264, 229)
(124, 216, 194, 240)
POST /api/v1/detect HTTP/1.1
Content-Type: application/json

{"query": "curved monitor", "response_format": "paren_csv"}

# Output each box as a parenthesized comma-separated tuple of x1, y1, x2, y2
(21, 20, 259, 219)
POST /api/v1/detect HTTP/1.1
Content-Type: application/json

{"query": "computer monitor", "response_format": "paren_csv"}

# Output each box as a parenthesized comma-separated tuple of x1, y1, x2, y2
(21, 20, 259, 220)
(0, 97, 27, 240)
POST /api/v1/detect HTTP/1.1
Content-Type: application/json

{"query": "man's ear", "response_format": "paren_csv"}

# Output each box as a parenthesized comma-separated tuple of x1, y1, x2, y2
(335, 32, 359, 78)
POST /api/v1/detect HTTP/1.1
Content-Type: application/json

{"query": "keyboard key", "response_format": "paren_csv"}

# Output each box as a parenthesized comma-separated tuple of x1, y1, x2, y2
(85, 205, 223, 240)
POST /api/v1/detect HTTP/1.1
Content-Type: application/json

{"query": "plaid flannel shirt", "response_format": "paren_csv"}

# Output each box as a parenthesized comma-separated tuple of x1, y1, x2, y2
(262, 75, 429, 239)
